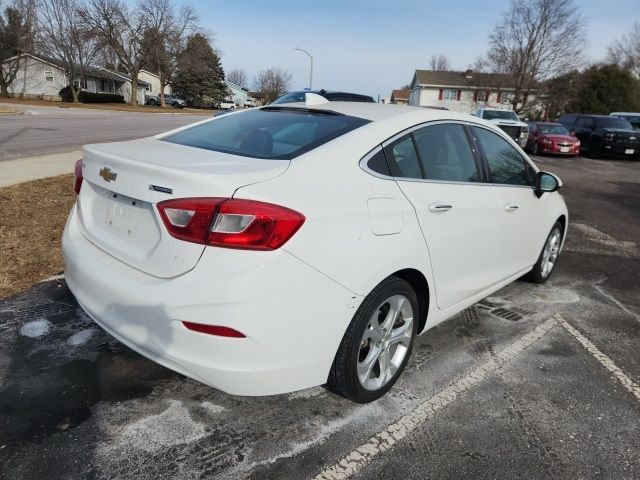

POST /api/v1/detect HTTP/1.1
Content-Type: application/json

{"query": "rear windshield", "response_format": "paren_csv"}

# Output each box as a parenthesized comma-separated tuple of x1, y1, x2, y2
(597, 117, 633, 129)
(271, 92, 308, 104)
(482, 110, 520, 121)
(162, 107, 370, 159)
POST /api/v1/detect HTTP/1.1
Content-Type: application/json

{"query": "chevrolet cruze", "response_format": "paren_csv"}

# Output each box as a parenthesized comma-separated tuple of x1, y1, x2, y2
(63, 96, 568, 403)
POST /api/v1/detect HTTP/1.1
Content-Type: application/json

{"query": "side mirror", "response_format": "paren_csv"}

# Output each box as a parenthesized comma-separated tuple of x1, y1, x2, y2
(535, 171, 561, 198)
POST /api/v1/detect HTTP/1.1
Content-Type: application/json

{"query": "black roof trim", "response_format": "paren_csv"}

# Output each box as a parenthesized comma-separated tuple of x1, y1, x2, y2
(260, 106, 345, 116)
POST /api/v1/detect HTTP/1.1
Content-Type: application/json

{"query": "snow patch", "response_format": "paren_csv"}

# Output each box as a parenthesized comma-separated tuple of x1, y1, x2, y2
(67, 328, 95, 346)
(201, 401, 225, 414)
(20, 319, 52, 338)
(120, 400, 207, 453)
(288, 386, 326, 400)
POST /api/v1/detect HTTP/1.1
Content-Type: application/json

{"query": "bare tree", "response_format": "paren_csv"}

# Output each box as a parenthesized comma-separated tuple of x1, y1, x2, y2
(146, 4, 198, 106)
(607, 22, 640, 77)
(253, 67, 291, 104)
(0, 0, 36, 98)
(485, 0, 585, 113)
(429, 54, 450, 71)
(36, 0, 100, 102)
(226, 68, 247, 88)
(79, 0, 173, 104)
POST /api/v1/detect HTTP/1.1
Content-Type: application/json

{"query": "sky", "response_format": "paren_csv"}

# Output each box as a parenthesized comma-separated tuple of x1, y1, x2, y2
(196, 0, 638, 100)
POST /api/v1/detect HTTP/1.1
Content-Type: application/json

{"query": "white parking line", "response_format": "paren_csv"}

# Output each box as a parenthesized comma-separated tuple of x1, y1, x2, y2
(558, 315, 640, 402)
(312, 317, 559, 480)
(590, 159, 616, 167)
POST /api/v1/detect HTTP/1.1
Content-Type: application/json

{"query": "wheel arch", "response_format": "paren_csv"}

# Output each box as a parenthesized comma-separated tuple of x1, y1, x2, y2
(390, 268, 430, 335)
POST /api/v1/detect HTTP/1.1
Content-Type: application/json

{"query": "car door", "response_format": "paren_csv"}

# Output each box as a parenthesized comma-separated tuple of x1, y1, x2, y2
(384, 122, 507, 310)
(574, 116, 595, 148)
(470, 125, 544, 275)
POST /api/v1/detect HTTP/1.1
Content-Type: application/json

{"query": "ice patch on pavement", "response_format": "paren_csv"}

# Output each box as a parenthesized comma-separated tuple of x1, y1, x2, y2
(201, 401, 225, 414)
(120, 400, 207, 453)
(530, 285, 580, 303)
(20, 319, 52, 337)
(67, 328, 95, 346)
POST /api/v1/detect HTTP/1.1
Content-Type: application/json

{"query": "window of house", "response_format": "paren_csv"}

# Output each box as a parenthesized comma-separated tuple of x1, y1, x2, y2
(413, 124, 480, 183)
(472, 126, 535, 186)
(442, 89, 457, 100)
(44, 71, 54, 82)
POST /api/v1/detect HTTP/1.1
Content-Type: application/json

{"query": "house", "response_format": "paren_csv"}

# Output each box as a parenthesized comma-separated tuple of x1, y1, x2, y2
(225, 80, 251, 106)
(408, 69, 539, 114)
(390, 89, 410, 105)
(2, 53, 150, 104)
(138, 70, 171, 97)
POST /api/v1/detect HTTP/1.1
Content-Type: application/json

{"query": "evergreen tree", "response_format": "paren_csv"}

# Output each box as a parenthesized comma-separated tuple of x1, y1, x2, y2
(568, 64, 640, 114)
(172, 33, 227, 104)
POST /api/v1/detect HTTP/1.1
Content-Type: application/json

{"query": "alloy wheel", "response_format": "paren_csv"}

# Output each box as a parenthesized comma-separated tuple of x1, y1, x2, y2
(357, 295, 414, 391)
(541, 228, 561, 278)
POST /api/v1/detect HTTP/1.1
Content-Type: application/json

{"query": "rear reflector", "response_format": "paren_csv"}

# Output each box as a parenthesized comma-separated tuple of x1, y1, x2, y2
(73, 159, 83, 194)
(157, 197, 304, 250)
(182, 321, 246, 338)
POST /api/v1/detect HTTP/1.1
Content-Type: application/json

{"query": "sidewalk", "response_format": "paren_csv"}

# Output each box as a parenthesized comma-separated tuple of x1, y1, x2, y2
(0, 150, 81, 187)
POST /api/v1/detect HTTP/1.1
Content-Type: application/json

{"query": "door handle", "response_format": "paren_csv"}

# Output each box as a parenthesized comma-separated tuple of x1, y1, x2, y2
(505, 204, 519, 212)
(428, 202, 453, 213)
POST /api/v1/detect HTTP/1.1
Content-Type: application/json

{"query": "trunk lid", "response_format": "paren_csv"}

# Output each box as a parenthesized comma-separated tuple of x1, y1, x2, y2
(77, 137, 289, 278)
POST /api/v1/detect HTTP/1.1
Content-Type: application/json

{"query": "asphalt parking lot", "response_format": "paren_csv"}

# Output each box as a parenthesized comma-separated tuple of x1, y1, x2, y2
(1, 154, 639, 480)
(0, 103, 208, 160)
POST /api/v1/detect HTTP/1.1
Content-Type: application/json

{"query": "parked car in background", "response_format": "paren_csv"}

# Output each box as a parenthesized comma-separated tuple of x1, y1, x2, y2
(474, 108, 529, 147)
(526, 122, 580, 156)
(610, 112, 640, 130)
(243, 98, 257, 108)
(64, 100, 567, 403)
(145, 94, 185, 108)
(558, 114, 639, 159)
(271, 89, 375, 104)
(215, 99, 236, 110)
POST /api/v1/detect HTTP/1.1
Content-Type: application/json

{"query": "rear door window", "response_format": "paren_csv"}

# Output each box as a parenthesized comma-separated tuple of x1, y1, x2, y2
(413, 123, 481, 182)
(163, 108, 370, 159)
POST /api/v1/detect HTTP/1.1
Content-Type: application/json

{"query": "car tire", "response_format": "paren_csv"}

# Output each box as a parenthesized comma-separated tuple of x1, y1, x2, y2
(524, 221, 563, 284)
(327, 276, 419, 403)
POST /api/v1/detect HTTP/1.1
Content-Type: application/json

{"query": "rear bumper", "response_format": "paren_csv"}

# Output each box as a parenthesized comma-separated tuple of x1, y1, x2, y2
(62, 205, 361, 396)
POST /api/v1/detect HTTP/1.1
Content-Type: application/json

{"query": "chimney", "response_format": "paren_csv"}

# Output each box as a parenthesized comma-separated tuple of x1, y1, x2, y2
(464, 68, 473, 79)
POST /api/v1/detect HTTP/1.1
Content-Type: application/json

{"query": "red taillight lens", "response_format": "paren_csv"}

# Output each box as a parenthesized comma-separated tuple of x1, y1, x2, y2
(182, 321, 246, 338)
(73, 159, 83, 194)
(207, 199, 305, 250)
(157, 197, 305, 250)
(157, 197, 225, 244)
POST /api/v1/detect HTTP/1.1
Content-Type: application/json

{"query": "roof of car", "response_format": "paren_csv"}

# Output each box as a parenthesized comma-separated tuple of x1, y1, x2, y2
(264, 101, 478, 123)
(531, 122, 563, 125)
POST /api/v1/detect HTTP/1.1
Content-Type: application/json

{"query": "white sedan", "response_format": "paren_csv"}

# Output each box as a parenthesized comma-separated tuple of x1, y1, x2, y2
(62, 96, 568, 403)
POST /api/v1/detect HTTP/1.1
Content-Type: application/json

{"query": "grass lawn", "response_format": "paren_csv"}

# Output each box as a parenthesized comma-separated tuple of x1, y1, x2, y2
(0, 97, 211, 115)
(0, 175, 75, 299)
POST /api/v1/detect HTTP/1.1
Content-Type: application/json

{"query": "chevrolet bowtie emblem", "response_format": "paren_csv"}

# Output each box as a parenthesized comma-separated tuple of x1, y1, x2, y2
(99, 167, 117, 182)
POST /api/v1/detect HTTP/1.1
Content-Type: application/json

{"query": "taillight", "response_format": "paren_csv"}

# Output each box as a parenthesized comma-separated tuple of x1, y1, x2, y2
(73, 159, 83, 194)
(182, 321, 246, 338)
(208, 199, 305, 250)
(157, 198, 305, 250)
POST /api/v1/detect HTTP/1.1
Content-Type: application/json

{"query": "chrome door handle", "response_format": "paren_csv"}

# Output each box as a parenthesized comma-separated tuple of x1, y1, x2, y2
(505, 204, 519, 212)
(428, 203, 453, 213)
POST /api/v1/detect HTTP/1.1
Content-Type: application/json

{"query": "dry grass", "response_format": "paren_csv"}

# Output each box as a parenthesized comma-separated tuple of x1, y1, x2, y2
(0, 97, 210, 115)
(0, 174, 75, 299)
(0, 106, 22, 114)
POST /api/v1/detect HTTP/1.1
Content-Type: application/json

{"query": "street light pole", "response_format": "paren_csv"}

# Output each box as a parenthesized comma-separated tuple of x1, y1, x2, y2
(295, 47, 313, 90)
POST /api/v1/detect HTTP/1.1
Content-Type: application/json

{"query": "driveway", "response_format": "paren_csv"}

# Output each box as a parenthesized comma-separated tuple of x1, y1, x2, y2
(0, 103, 208, 161)
(0, 155, 639, 479)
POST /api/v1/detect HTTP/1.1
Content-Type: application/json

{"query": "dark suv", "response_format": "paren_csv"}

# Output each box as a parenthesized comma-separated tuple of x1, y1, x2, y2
(271, 89, 374, 104)
(558, 114, 639, 159)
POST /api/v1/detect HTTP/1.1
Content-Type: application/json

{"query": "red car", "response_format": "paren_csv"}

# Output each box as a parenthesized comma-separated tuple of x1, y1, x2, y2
(526, 122, 580, 156)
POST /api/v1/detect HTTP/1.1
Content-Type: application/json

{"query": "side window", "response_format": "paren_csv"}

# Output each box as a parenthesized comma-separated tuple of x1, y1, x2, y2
(472, 127, 534, 186)
(584, 117, 595, 129)
(366, 149, 391, 176)
(413, 124, 480, 182)
(383, 135, 423, 179)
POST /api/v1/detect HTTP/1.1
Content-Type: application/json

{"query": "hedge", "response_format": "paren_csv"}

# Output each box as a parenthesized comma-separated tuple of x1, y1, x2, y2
(59, 86, 125, 104)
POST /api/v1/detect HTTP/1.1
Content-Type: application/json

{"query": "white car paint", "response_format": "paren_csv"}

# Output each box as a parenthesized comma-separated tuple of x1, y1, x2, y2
(475, 108, 529, 147)
(62, 102, 568, 396)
